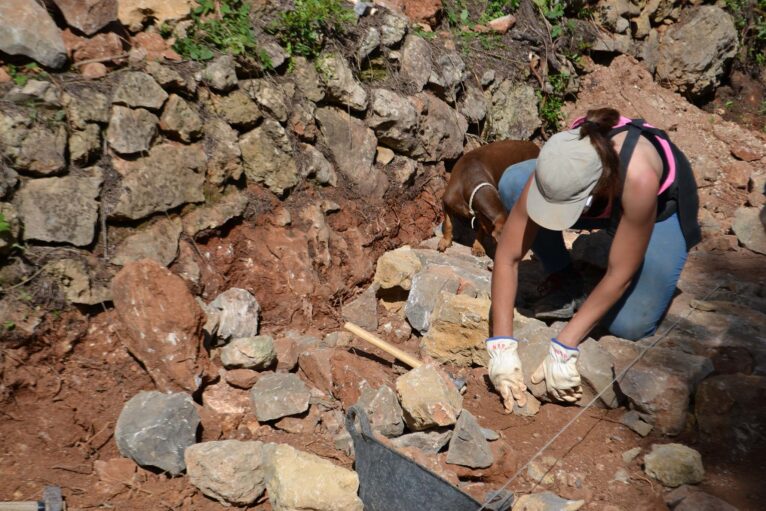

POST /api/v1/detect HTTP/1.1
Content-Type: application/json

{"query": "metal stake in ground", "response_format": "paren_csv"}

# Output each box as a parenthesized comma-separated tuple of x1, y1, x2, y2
(0, 485, 66, 511)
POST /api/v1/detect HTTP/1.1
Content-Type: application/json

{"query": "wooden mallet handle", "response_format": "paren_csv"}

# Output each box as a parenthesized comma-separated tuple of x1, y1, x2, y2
(343, 322, 423, 369)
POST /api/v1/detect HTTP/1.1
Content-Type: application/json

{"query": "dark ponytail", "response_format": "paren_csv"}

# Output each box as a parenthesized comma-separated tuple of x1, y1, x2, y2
(579, 108, 620, 198)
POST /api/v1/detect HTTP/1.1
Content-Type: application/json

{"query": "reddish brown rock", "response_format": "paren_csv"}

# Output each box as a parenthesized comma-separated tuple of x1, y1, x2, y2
(298, 347, 334, 395)
(723, 160, 753, 189)
(731, 143, 764, 162)
(111, 259, 204, 391)
(330, 350, 391, 407)
(52, 0, 118, 36)
(225, 368, 260, 389)
(374, 0, 442, 25)
(65, 30, 124, 64)
(274, 336, 299, 371)
(488, 14, 515, 33)
(274, 405, 321, 434)
(132, 31, 180, 61)
(81, 62, 108, 79)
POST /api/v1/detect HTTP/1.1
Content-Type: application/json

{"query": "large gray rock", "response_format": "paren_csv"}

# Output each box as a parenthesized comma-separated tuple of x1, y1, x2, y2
(63, 86, 111, 129)
(110, 143, 206, 220)
(181, 189, 248, 237)
(250, 373, 310, 422)
(357, 27, 380, 63)
(315, 107, 386, 196)
(396, 364, 463, 431)
(355, 384, 404, 437)
(644, 443, 704, 487)
(115, 391, 199, 476)
(107, 106, 159, 155)
(411, 93, 467, 162)
(0, 0, 67, 68)
(400, 35, 432, 92)
(5, 79, 61, 106)
(205, 118, 243, 188)
(241, 79, 291, 122)
(221, 336, 276, 370)
(300, 144, 337, 186)
(367, 89, 419, 154)
(421, 292, 492, 367)
(70, 123, 102, 165)
(160, 94, 203, 142)
(486, 80, 540, 140)
(291, 56, 325, 102)
(405, 266, 462, 333)
(209, 90, 262, 129)
(664, 485, 739, 511)
(390, 429, 452, 454)
(373, 245, 423, 291)
(16, 171, 102, 246)
(146, 61, 195, 94)
(512, 491, 584, 511)
(185, 440, 266, 506)
(459, 85, 488, 123)
(341, 284, 379, 332)
(655, 6, 738, 99)
(52, 0, 117, 36)
(201, 55, 238, 92)
(446, 410, 493, 468)
(695, 374, 766, 458)
(732, 206, 766, 255)
(112, 217, 182, 267)
(208, 288, 261, 342)
(429, 52, 466, 101)
(577, 339, 619, 408)
(380, 13, 408, 46)
(264, 443, 363, 511)
(13, 124, 67, 176)
(600, 336, 713, 435)
(240, 120, 299, 195)
(44, 258, 111, 305)
(317, 52, 367, 111)
(112, 72, 168, 110)
(0, 163, 18, 200)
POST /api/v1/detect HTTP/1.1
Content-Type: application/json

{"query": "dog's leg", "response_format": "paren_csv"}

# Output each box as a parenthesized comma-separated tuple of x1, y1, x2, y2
(471, 238, 487, 257)
(438, 207, 454, 252)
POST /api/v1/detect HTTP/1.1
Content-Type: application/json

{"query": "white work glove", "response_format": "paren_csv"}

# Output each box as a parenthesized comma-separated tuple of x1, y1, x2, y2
(531, 339, 582, 403)
(487, 337, 527, 412)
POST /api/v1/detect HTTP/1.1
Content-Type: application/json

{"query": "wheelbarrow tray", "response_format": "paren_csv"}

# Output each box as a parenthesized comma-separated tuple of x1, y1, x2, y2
(346, 406, 485, 511)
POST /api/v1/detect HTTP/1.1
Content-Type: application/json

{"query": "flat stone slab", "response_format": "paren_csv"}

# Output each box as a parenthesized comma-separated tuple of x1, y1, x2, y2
(250, 373, 310, 422)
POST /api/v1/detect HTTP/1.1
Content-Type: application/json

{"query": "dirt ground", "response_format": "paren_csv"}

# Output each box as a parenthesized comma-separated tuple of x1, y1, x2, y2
(1, 238, 764, 511)
(2, 54, 765, 511)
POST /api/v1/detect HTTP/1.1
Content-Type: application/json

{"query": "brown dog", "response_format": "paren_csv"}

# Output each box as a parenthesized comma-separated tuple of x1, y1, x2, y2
(439, 140, 540, 256)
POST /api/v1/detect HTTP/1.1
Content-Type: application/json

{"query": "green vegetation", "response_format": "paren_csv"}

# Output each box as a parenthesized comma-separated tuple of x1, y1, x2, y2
(537, 71, 569, 131)
(173, 0, 268, 64)
(725, 0, 766, 69)
(2, 320, 14, 332)
(6, 63, 47, 87)
(0, 213, 10, 236)
(269, 0, 355, 60)
(479, 0, 520, 23)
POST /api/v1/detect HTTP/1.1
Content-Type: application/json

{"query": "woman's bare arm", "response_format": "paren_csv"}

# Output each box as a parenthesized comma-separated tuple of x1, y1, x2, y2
(557, 163, 660, 346)
(491, 175, 540, 336)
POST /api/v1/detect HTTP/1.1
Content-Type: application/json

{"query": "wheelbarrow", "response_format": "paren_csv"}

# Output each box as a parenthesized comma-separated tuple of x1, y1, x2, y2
(345, 406, 513, 511)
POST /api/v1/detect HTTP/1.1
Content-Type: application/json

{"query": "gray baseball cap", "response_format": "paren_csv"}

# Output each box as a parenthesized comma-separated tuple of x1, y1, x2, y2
(527, 129, 603, 230)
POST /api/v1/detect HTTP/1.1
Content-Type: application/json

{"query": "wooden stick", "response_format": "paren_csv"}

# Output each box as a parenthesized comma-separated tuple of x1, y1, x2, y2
(343, 322, 423, 369)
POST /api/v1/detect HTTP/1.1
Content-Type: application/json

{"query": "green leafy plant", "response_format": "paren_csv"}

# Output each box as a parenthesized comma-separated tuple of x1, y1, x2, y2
(0, 213, 10, 235)
(270, 0, 355, 60)
(725, 0, 766, 70)
(6, 63, 47, 87)
(173, 0, 261, 62)
(479, 0, 519, 23)
(2, 320, 14, 332)
(537, 71, 569, 131)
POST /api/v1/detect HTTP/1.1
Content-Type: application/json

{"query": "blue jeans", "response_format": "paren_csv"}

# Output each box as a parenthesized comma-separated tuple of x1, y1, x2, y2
(498, 159, 688, 340)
